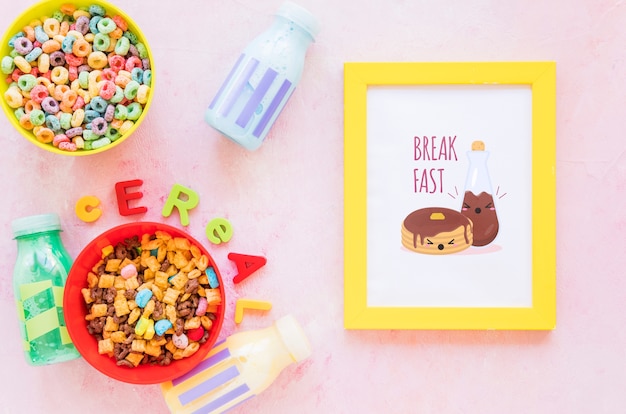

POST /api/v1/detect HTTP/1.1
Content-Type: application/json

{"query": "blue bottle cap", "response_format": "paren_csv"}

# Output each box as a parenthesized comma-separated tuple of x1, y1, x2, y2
(12, 213, 62, 238)
(276, 2, 320, 40)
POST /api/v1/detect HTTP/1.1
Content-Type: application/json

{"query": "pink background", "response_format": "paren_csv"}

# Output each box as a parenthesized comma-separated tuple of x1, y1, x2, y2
(0, 0, 625, 412)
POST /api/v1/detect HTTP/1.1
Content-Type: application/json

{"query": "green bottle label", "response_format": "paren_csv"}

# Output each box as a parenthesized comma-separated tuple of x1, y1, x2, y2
(17, 280, 72, 348)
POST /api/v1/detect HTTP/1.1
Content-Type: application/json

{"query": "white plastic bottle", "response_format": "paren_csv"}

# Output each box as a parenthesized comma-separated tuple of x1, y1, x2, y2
(204, 2, 319, 151)
(161, 314, 312, 413)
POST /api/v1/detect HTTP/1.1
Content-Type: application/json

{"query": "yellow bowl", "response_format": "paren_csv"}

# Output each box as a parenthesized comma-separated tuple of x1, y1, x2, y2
(0, 0, 154, 156)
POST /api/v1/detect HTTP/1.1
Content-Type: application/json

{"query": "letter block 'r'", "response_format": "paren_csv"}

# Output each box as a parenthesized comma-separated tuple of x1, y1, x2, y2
(161, 183, 200, 226)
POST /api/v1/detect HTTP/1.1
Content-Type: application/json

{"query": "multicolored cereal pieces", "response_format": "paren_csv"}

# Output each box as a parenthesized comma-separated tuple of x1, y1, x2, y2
(1, 3, 152, 152)
(83, 231, 222, 368)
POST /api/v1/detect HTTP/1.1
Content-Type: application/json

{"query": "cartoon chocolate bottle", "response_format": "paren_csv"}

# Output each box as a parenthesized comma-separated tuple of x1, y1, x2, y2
(461, 140, 499, 246)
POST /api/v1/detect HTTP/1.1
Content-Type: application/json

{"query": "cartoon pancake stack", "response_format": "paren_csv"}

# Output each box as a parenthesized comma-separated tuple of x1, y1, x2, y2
(401, 207, 473, 255)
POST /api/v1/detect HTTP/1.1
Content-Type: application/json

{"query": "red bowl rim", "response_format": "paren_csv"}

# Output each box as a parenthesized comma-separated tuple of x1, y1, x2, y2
(63, 221, 225, 384)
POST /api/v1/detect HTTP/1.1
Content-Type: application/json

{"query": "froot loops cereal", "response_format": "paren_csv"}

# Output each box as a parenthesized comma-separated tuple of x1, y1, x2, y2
(1, 3, 152, 152)
(81, 231, 222, 368)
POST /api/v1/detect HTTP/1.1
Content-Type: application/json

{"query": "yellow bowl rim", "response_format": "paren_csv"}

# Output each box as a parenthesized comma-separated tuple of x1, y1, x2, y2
(0, 0, 155, 156)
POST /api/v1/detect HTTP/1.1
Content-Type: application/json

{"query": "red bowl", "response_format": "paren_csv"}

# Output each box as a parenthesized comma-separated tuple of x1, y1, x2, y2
(64, 222, 225, 384)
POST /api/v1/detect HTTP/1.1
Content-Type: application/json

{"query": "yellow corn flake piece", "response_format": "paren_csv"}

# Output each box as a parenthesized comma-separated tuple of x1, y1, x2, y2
(131, 339, 146, 353)
(102, 330, 111, 339)
(144, 342, 162, 357)
(81, 288, 94, 304)
(162, 288, 180, 306)
(90, 303, 108, 318)
(101, 245, 114, 258)
(174, 237, 191, 251)
(110, 331, 127, 343)
(205, 288, 222, 305)
(114, 295, 131, 317)
(125, 275, 140, 290)
(104, 316, 119, 332)
(105, 259, 122, 273)
(172, 349, 185, 360)
(98, 338, 114, 355)
(128, 299, 138, 310)
(180, 259, 196, 273)
(190, 244, 201, 259)
(142, 238, 163, 251)
(172, 252, 189, 270)
(145, 255, 161, 272)
(169, 273, 188, 291)
(91, 260, 104, 273)
(180, 292, 191, 302)
(141, 233, 151, 244)
(114, 276, 126, 290)
(154, 271, 169, 289)
(184, 316, 201, 330)
(165, 264, 178, 276)
(166, 238, 176, 252)
(142, 299, 155, 319)
(187, 269, 202, 279)
(155, 230, 172, 241)
(151, 284, 164, 301)
(98, 274, 115, 288)
(125, 352, 144, 367)
(140, 249, 151, 266)
(182, 342, 200, 357)
(200, 315, 213, 331)
(166, 250, 176, 264)
(150, 337, 167, 347)
(143, 268, 155, 281)
(137, 281, 154, 292)
(197, 286, 206, 297)
(119, 257, 135, 269)
(127, 307, 141, 325)
(196, 255, 209, 271)
(165, 305, 177, 325)
(87, 272, 99, 288)
(157, 246, 167, 263)
(198, 274, 209, 285)
(165, 339, 177, 354)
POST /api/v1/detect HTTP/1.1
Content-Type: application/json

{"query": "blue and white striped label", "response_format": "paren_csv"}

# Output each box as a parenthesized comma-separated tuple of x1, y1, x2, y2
(162, 339, 255, 414)
(208, 54, 294, 141)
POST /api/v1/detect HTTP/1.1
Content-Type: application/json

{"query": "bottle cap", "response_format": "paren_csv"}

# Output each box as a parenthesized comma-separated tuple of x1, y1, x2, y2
(12, 213, 62, 238)
(277, 2, 320, 40)
(275, 314, 312, 362)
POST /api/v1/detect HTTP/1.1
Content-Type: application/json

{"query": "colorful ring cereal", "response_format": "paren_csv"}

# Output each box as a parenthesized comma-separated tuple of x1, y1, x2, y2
(14, 37, 33, 55)
(1, 2, 153, 154)
(35, 127, 54, 143)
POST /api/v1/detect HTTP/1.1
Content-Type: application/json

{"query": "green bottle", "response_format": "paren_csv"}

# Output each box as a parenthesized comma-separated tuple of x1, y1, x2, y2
(12, 214, 80, 365)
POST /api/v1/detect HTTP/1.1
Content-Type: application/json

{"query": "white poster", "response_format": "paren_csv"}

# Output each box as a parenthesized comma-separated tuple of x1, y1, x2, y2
(366, 85, 533, 308)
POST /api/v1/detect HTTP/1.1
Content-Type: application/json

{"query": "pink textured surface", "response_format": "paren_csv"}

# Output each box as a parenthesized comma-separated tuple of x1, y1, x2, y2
(0, 0, 625, 413)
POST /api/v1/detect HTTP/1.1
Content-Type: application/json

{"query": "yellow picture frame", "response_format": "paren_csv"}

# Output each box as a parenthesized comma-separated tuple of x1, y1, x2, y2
(344, 62, 556, 330)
